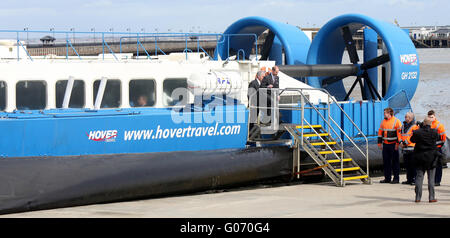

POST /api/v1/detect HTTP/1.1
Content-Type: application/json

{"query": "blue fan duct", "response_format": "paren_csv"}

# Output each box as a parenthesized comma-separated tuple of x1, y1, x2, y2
(306, 14, 419, 101)
(215, 16, 311, 65)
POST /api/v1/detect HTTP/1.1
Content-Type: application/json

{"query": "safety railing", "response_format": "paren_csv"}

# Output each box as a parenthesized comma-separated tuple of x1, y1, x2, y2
(0, 29, 258, 62)
(281, 89, 346, 184)
(248, 87, 370, 183)
(237, 49, 246, 61)
(216, 33, 258, 61)
(385, 89, 412, 116)
(17, 38, 33, 61)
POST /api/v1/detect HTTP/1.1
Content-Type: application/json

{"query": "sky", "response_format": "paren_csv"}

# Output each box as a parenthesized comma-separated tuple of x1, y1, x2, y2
(0, 0, 448, 33)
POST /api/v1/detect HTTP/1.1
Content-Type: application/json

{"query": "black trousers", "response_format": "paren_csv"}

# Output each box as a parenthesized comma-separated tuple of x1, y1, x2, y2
(415, 168, 436, 201)
(403, 152, 416, 182)
(382, 143, 400, 181)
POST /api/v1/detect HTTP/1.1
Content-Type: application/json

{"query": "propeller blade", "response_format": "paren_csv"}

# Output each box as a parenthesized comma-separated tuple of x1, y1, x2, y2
(260, 30, 275, 60)
(358, 77, 367, 100)
(360, 53, 390, 70)
(342, 26, 359, 64)
(363, 71, 382, 100)
(344, 76, 361, 101)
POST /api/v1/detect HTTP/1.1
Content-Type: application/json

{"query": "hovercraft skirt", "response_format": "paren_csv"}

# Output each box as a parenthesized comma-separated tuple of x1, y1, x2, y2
(0, 146, 292, 215)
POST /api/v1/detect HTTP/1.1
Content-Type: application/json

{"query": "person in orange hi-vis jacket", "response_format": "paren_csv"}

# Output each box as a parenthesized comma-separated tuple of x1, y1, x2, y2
(427, 110, 447, 186)
(378, 107, 402, 184)
(399, 112, 419, 185)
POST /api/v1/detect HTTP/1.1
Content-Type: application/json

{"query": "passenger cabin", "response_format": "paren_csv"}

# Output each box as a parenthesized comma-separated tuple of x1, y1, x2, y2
(0, 30, 327, 113)
(0, 52, 275, 112)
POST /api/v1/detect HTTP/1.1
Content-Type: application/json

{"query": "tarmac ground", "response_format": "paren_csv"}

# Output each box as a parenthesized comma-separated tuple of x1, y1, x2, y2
(2, 167, 449, 218)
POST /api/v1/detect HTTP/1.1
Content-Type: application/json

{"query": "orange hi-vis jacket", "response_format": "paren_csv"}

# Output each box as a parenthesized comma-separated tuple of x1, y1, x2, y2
(400, 123, 419, 151)
(431, 120, 446, 148)
(378, 116, 402, 145)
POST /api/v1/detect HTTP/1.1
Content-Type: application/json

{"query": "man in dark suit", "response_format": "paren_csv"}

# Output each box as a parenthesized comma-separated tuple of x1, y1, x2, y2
(260, 66, 280, 89)
(248, 71, 265, 126)
(260, 66, 280, 119)
(248, 71, 264, 95)
(410, 117, 440, 203)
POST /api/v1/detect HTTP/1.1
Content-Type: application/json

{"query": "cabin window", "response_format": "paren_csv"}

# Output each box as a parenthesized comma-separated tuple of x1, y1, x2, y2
(55, 79, 85, 108)
(0, 81, 6, 111)
(129, 79, 156, 107)
(93, 79, 121, 108)
(163, 78, 187, 106)
(16, 81, 47, 110)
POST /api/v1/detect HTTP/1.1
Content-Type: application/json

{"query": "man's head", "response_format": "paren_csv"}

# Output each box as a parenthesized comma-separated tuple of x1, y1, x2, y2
(405, 112, 414, 123)
(256, 70, 265, 81)
(423, 117, 432, 126)
(427, 110, 436, 122)
(136, 95, 148, 107)
(384, 107, 394, 119)
(272, 66, 279, 76)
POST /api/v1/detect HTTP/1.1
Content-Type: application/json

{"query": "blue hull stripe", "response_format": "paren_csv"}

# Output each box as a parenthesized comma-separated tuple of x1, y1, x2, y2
(0, 105, 248, 157)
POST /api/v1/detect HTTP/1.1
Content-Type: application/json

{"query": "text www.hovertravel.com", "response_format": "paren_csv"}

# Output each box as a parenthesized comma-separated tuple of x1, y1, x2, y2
(123, 123, 241, 141)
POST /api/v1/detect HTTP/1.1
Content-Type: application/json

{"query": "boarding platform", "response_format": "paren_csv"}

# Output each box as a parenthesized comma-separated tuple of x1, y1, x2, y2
(248, 87, 375, 186)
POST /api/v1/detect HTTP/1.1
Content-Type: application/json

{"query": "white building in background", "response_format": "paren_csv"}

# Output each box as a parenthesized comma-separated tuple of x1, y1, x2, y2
(430, 28, 450, 38)
(407, 26, 450, 39)
(299, 28, 319, 42)
(408, 27, 435, 39)
(0, 40, 28, 59)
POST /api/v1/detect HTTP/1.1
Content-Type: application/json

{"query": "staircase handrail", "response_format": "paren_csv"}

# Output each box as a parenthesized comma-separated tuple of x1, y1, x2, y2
(280, 88, 346, 183)
(280, 87, 370, 179)
(255, 88, 346, 180)
(297, 119, 345, 181)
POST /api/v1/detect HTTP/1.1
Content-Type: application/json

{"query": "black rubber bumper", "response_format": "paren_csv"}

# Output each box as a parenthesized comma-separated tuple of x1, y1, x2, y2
(0, 146, 292, 215)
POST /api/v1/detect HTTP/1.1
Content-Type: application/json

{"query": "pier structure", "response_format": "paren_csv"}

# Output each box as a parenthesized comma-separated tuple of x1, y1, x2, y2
(26, 37, 218, 58)
(404, 25, 450, 48)
(411, 37, 449, 48)
(16, 25, 450, 59)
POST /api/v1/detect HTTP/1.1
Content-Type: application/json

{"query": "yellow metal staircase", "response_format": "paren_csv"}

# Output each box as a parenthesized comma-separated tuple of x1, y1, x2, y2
(248, 87, 372, 187)
(272, 88, 372, 187)
(285, 123, 370, 186)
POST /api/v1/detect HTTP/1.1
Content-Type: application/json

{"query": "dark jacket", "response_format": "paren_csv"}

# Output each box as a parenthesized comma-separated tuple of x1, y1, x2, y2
(260, 74, 279, 89)
(410, 125, 440, 170)
(248, 79, 260, 103)
(248, 79, 261, 124)
(260, 74, 279, 107)
(248, 79, 261, 92)
(402, 120, 415, 135)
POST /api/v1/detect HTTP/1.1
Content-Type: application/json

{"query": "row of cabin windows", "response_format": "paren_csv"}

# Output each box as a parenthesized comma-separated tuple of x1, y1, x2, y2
(0, 79, 188, 111)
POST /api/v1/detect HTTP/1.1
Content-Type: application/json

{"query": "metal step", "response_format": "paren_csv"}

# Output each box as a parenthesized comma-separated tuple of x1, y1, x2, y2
(318, 150, 343, 155)
(296, 125, 322, 129)
(335, 167, 360, 172)
(310, 141, 337, 146)
(327, 158, 352, 163)
(302, 133, 329, 137)
(343, 175, 369, 181)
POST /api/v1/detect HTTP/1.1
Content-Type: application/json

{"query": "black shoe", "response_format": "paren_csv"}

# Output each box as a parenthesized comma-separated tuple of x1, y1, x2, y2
(390, 180, 399, 184)
(402, 181, 411, 185)
(380, 179, 391, 183)
(435, 183, 440, 186)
